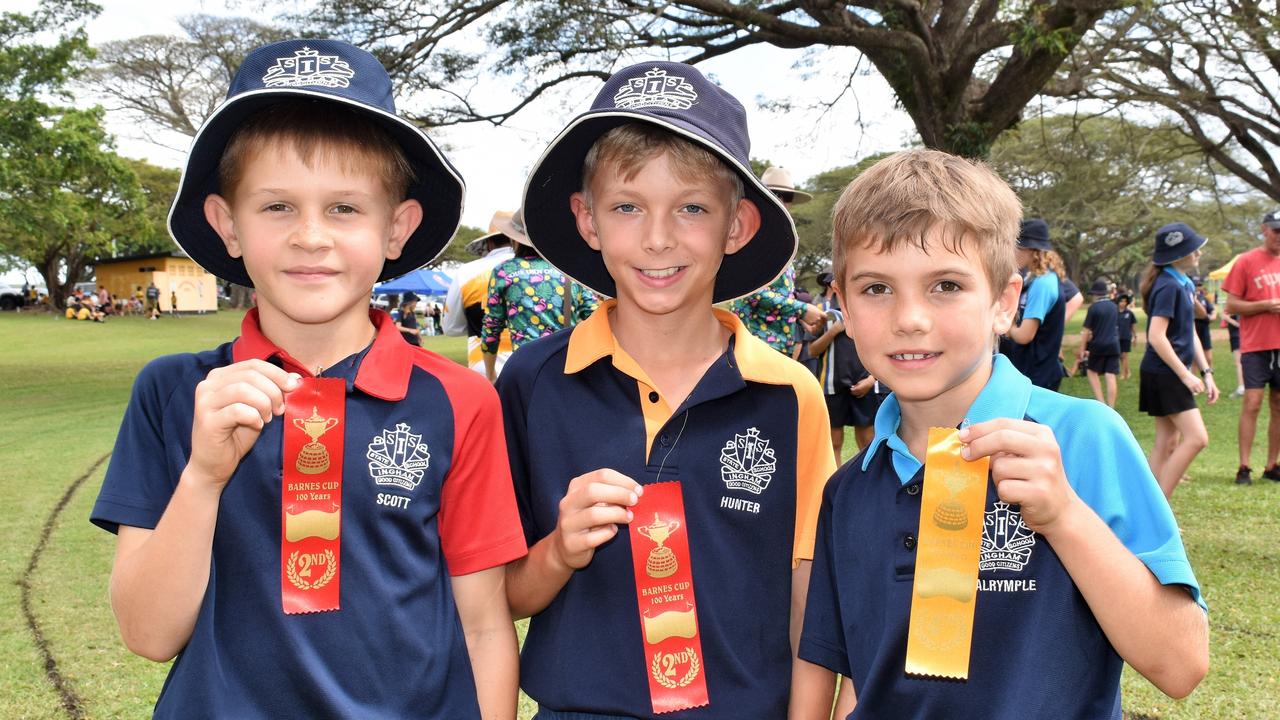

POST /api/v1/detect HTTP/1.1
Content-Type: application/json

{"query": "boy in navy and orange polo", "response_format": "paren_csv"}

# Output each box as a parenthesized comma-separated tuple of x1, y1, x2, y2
(499, 62, 835, 719)
(89, 39, 525, 718)
(794, 150, 1207, 719)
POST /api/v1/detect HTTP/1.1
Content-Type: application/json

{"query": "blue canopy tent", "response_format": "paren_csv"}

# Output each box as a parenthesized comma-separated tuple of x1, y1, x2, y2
(373, 268, 452, 297)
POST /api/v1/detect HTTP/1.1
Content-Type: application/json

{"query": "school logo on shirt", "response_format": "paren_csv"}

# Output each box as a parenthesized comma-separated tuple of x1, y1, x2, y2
(366, 423, 430, 492)
(262, 47, 356, 88)
(720, 427, 776, 495)
(979, 502, 1036, 573)
(613, 68, 699, 110)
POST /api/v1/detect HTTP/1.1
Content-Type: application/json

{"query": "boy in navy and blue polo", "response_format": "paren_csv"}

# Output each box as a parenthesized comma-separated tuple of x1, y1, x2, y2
(89, 39, 526, 718)
(1082, 279, 1122, 407)
(795, 150, 1207, 719)
(499, 62, 836, 719)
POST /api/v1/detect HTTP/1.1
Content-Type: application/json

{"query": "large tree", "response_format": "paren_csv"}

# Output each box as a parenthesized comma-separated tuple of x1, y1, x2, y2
(299, 0, 1131, 157)
(87, 15, 289, 138)
(1060, 0, 1280, 201)
(987, 113, 1266, 285)
(0, 0, 153, 308)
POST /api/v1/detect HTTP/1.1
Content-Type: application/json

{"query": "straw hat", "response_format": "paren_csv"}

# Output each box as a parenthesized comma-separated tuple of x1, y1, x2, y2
(760, 166, 813, 205)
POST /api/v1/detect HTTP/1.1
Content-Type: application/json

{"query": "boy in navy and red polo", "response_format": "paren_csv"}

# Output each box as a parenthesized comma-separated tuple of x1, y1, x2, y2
(795, 151, 1207, 719)
(90, 39, 525, 718)
(501, 61, 835, 719)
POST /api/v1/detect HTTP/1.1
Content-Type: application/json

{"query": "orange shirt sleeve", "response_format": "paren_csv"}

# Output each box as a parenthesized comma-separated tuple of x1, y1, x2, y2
(791, 370, 837, 566)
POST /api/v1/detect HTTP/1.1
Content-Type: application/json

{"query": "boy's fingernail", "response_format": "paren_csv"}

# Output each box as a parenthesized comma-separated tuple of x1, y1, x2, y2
(634, 485, 644, 496)
(629, 492, 638, 504)
(958, 427, 970, 440)
(961, 445, 971, 460)
(626, 510, 634, 521)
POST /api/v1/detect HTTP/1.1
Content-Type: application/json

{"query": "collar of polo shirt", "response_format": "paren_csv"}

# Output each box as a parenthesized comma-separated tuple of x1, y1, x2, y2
(563, 299, 781, 385)
(232, 308, 416, 400)
(863, 354, 1034, 485)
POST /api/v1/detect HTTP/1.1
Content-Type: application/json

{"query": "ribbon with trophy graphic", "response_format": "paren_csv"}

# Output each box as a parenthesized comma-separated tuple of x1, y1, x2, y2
(905, 427, 990, 679)
(281, 377, 345, 614)
(628, 481, 710, 714)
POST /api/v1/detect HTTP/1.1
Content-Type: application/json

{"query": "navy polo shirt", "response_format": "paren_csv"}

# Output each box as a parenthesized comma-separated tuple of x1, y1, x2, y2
(498, 301, 835, 719)
(1084, 297, 1121, 356)
(91, 309, 527, 718)
(1118, 309, 1137, 344)
(799, 355, 1203, 720)
(1004, 270, 1066, 389)
(1141, 269, 1198, 374)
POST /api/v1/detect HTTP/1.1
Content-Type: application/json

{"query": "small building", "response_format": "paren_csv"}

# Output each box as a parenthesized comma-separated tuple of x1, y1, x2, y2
(93, 250, 218, 313)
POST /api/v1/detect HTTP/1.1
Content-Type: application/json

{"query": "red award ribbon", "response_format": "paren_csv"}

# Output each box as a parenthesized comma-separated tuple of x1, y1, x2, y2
(281, 377, 345, 614)
(629, 481, 710, 714)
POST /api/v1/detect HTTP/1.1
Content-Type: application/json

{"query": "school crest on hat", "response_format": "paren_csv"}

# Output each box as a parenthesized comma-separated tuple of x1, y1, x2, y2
(613, 68, 699, 110)
(262, 46, 355, 88)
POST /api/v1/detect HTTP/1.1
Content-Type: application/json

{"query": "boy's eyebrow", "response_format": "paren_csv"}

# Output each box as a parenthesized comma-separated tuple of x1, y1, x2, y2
(847, 264, 979, 282)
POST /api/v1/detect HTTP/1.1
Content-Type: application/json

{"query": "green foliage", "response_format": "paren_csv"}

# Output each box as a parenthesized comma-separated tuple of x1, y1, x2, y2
(434, 224, 486, 266)
(944, 120, 995, 159)
(789, 154, 893, 287)
(988, 114, 1265, 285)
(1010, 22, 1078, 56)
(118, 159, 180, 257)
(0, 1, 152, 306)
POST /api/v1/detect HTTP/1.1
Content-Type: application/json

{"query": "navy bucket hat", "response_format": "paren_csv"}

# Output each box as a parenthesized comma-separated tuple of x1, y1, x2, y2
(168, 39, 465, 287)
(521, 61, 797, 304)
(1017, 219, 1053, 251)
(1153, 222, 1206, 266)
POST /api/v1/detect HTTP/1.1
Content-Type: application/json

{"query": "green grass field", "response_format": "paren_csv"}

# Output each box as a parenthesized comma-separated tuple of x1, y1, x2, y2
(2, 310, 1276, 718)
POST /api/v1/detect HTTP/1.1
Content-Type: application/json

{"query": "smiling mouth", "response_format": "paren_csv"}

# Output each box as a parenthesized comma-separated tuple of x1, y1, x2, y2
(891, 352, 938, 361)
(639, 267, 682, 279)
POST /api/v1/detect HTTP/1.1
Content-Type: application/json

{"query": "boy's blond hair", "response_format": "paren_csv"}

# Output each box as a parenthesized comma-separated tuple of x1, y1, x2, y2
(582, 123, 743, 205)
(831, 149, 1020, 297)
(217, 100, 415, 203)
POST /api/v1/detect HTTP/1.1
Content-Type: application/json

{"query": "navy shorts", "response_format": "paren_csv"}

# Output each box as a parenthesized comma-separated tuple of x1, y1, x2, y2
(1119, 337, 1132, 353)
(1195, 321, 1212, 351)
(827, 390, 882, 428)
(1086, 353, 1120, 375)
(1228, 324, 1240, 352)
(1139, 370, 1197, 417)
(1241, 350, 1280, 390)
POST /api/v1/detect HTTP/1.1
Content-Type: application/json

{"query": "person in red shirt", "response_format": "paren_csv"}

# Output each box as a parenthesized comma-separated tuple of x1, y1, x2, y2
(1222, 209, 1280, 485)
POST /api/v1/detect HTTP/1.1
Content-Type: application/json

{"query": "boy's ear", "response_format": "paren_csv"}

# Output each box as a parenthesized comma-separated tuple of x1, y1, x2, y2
(991, 271, 1023, 335)
(725, 198, 761, 256)
(385, 198, 423, 260)
(204, 194, 241, 258)
(570, 192, 601, 251)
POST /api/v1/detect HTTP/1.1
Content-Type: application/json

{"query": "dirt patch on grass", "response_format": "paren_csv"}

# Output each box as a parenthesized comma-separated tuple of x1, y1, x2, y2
(19, 453, 110, 720)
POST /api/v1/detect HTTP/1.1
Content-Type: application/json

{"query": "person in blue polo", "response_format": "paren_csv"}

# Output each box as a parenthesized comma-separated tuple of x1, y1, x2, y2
(89, 39, 527, 718)
(1081, 279, 1122, 407)
(794, 150, 1207, 719)
(1001, 218, 1068, 390)
(1139, 222, 1219, 499)
(498, 62, 836, 719)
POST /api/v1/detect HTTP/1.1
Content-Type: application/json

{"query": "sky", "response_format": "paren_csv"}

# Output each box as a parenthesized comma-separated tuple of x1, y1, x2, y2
(6, 0, 920, 286)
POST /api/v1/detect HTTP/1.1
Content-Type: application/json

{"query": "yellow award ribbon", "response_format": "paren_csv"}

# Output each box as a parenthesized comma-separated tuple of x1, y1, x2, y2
(905, 426, 989, 680)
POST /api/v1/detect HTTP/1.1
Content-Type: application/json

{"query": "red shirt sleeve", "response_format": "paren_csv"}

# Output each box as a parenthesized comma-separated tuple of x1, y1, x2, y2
(1222, 251, 1250, 298)
(429, 358, 528, 575)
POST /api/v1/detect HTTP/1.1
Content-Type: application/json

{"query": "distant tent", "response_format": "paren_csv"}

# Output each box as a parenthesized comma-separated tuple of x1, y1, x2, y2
(374, 269, 452, 296)
(1209, 254, 1240, 282)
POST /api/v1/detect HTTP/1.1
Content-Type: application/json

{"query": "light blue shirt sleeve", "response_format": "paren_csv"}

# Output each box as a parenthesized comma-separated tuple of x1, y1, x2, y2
(1021, 271, 1060, 323)
(1036, 392, 1206, 610)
